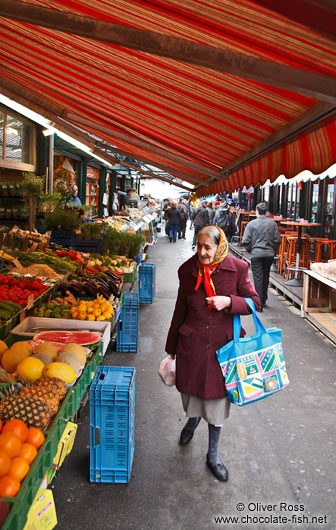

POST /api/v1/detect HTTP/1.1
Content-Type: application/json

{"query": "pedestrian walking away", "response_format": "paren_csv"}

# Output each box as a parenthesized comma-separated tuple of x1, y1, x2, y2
(213, 200, 236, 242)
(192, 201, 209, 249)
(166, 201, 180, 243)
(241, 202, 281, 312)
(177, 199, 188, 240)
(165, 226, 260, 481)
(207, 202, 215, 225)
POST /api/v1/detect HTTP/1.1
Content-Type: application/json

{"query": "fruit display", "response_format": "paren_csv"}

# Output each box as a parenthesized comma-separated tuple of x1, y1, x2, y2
(0, 419, 45, 498)
(33, 301, 72, 319)
(33, 331, 102, 346)
(0, 395, 51, 430)
(42, 362, 77, 384)
(0, 275, 48, 306)
(70, 298, 114, 322)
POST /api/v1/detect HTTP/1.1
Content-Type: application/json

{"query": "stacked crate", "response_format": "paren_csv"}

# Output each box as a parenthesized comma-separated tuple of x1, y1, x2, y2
(116, 292, 139, 352)
(138, 263, 156, 303)
(90, 366, 136, 483)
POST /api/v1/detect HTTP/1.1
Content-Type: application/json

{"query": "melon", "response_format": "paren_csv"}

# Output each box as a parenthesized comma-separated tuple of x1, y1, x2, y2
(33, 353, 53, 366)
(33, 331, 101, 346)
(34, 342, 58, 360)
(17, 357, 45, 382)
(10, 341, 32, 356)
(43, 362, 76, 384)
(57, 352, 81, 374)
(2, 347, 32, 373)
(61, 343, 87, 365)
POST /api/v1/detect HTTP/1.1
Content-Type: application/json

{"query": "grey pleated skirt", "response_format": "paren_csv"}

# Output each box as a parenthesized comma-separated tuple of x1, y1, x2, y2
(181, 393, 231, 427)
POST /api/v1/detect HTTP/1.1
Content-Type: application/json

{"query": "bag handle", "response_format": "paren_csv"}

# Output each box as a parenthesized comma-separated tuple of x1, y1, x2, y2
(233, 297, 266, 341)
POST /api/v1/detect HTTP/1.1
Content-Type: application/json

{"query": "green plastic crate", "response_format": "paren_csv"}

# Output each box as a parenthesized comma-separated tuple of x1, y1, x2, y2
(1, 388, 76, 530)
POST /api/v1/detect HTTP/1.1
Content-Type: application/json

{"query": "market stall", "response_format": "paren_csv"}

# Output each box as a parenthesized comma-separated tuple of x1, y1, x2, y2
(0, 224, 143, 529)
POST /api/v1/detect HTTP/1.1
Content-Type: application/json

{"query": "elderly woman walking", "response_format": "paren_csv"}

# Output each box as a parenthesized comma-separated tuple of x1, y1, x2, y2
(165, 226, 259, 481)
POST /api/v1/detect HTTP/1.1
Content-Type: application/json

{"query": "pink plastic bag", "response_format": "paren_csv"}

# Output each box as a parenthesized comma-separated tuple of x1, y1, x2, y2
(158, 356, 176, 387)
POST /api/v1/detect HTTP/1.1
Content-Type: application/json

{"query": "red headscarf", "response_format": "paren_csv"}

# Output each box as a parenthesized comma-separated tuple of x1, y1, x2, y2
(194, 226, 228, 308)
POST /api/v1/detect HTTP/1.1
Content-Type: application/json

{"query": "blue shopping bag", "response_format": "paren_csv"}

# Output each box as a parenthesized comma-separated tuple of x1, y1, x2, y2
(216, 298, 289, 406)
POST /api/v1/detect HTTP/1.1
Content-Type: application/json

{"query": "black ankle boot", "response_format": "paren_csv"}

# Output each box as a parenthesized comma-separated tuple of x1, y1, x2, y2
(179, 417, 201, 446)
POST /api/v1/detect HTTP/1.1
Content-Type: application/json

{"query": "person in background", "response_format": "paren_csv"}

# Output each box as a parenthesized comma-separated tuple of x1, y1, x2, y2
(188, 200, 195, 230)
(213, 200, 236, 242)
(207, 202, 215, 225)
(166, 201, 180, 243)
(241, 202, 281, 312)
(192, 201, 209, 249)
(163, 198, 172, 237)
(165, 225, 259, 482)
(67, 184, 82, 207)
(178, 199, 188, 240)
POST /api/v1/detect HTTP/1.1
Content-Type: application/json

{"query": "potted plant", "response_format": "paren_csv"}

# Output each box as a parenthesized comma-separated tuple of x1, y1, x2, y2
(21, 173, 45, 231)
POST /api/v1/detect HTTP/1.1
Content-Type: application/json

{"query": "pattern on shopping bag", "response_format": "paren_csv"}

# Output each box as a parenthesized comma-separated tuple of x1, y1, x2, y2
(219, 342, 289, 405)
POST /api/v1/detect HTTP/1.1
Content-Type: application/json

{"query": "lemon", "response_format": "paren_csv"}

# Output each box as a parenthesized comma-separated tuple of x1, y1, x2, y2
(93, 309, 101, 317)
(87, 314, 95, 321)
(96, 315, 105, 322)
(72, 311, 79, 320)
(78, 312, 87, 320)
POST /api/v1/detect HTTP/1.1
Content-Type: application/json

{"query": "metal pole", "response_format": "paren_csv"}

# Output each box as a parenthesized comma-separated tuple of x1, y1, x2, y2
(48, 134, 54, 193)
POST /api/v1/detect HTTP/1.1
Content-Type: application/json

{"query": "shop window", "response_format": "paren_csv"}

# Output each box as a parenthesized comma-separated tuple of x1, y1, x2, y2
(0, 107, 36, 170)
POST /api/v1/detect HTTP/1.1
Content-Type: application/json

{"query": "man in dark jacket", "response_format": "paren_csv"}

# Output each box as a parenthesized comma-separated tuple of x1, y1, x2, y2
(241, 202, 281, 312)
(192, 201, 209, 249)
(177, 199, 188, 240)
(213, 200, 236, 242)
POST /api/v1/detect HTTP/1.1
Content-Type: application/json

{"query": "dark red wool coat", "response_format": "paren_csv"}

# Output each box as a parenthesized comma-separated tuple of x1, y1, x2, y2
(165, 254, 260, 400)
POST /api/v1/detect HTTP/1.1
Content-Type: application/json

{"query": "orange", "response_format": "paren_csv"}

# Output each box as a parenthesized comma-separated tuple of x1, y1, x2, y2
(8, 457, 29, 482)
(0, 419, 2, 432)
(0, 449, 11, 477)
(26, 428, 45, 450)
(2, 419, 28, 443)
(19, 443, 37, 465)
(0, 475, 20, 497)
(0, 433, 21, 458)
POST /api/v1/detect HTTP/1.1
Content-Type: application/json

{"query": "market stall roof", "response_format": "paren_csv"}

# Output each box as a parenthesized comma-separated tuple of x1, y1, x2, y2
(0, 0, 335, 196)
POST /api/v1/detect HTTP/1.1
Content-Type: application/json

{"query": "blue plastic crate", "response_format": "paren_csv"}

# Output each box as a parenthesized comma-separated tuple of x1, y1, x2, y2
(139, 263, 156, 304)
(117, 292, 138, 352)
(90, 366, 136, 483)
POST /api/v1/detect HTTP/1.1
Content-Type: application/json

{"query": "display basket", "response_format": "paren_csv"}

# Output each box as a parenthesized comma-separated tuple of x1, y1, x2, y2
(116, 292, 138, 352)
(50, 230, 76, 248)
(75, 238, 102, 254)
(138, 263, 156, 303)
(90, 366, 136, 483)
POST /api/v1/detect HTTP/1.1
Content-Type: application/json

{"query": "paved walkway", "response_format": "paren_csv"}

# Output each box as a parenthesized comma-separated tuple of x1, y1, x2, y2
(52, 227, 335, 530)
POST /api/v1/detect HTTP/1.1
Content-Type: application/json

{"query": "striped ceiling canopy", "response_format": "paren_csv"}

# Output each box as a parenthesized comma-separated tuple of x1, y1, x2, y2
(0, 0, 335, 196)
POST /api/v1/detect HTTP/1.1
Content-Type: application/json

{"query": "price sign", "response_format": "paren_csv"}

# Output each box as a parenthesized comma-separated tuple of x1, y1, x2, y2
(27, 294, 34, 310)
(129, 221, 137, 229)
(143, 215, 151, 223)
(147, 214, 154, 221)
(13, 258, 21, 268)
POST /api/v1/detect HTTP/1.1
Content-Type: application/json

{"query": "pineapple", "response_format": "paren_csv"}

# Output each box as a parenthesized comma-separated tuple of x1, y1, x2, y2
(34, 377, 67, 400)
(20, 386, 60, 416)
(0, 395, 51, 430)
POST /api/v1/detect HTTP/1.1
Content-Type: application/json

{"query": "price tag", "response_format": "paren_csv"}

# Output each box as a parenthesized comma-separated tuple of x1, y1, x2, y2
(75, 229, 81, 235)
(27, 294, 34, 310)
(9, 185, 14, 189)
(13, 258, 21, 268)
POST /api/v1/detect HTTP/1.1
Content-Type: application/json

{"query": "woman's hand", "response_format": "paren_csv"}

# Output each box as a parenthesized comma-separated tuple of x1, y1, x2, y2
(206, 296, 232, 311)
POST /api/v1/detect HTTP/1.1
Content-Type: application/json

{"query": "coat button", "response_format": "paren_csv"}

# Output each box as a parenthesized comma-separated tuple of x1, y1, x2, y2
(206, 324, 211, 330)
(205, 344, 211, 349)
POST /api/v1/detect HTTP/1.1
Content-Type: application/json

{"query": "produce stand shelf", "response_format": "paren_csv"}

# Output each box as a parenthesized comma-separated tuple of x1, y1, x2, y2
(2, 341, 105, 529)
(303, 270, 336, 345)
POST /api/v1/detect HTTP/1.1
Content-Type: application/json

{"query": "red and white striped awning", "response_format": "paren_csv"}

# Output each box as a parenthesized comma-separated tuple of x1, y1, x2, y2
(0, 0, 335, 195)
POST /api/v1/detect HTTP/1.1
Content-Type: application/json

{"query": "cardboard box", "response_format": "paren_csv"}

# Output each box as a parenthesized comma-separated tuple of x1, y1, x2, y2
(10, 317, 111, 354)
(23, 489, 57, 530)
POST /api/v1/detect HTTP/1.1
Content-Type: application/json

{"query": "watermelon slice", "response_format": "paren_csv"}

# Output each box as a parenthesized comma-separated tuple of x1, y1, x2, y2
(33, 330, 102, 346)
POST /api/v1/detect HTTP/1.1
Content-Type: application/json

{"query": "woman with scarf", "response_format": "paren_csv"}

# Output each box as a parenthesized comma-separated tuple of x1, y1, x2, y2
(165, 225, 260, 482)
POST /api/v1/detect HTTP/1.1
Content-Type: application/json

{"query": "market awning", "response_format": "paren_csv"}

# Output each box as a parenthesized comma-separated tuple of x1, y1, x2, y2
(0, 0, 335, 195)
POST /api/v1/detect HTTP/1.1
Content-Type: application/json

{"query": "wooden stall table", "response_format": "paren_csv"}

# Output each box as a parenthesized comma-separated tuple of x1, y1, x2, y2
(303, 270, 336, 345)
(280, 221, 321, 287)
